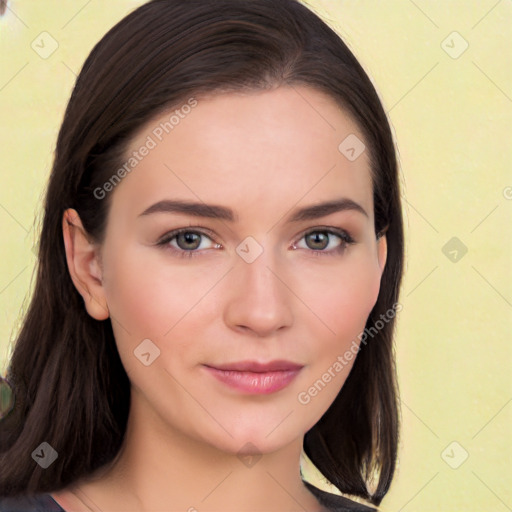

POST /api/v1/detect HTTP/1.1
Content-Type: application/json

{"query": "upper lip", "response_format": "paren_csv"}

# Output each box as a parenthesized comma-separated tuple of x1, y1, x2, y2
(205, 360, 303, 372)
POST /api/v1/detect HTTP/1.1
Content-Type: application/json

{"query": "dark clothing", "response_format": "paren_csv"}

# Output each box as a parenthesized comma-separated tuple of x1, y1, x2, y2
(0, 482, 376, 511)
(0, 494, 63, 512)
(304, 481, 376, 511)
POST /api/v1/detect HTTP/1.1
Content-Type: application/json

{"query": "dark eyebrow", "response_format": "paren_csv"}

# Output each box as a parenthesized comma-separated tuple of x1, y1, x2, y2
(138, 200, 237, 221)
(288, 198, 368, 222)
(138, 198, 368, 223)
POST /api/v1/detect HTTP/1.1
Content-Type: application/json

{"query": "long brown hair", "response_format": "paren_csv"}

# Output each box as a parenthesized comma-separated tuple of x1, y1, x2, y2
(0, 0, 403, 505)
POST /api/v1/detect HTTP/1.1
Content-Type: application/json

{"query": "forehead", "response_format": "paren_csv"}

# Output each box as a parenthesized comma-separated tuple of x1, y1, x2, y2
(108, 86, 373, 224)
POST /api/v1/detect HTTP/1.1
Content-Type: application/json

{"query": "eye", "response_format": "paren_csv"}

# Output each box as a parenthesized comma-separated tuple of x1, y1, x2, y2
(293, 228, 355, 255)
(156, 228, 221, 256)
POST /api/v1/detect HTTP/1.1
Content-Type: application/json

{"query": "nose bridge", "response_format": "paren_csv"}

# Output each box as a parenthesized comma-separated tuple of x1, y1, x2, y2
(223, 242, 293, 335)
(241, 252, 277, 297)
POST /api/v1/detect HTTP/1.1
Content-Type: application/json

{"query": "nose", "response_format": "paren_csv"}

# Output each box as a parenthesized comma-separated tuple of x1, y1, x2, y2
(223, 249, 294, 338)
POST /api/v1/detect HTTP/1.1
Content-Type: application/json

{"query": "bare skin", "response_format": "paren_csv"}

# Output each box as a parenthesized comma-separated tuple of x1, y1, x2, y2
(55, 85, 386, 511)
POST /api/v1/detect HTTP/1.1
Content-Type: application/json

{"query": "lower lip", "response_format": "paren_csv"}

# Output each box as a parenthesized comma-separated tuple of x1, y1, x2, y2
(204, 366, 302, 394)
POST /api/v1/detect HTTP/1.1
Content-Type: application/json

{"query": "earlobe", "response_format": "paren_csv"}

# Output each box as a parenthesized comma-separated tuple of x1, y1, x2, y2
(62, 208, 109, 320)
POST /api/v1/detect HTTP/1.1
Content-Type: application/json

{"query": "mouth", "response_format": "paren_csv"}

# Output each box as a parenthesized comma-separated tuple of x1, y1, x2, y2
(203, 360, 304, 395)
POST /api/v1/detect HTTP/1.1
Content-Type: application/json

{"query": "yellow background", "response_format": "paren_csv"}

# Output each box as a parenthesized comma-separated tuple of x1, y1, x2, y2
(1, 1, 511, 510)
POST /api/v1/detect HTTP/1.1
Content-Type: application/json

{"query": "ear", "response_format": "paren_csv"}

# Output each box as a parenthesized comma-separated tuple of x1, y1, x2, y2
(377, 232, 387, 276)
(62, 208, 109, 320)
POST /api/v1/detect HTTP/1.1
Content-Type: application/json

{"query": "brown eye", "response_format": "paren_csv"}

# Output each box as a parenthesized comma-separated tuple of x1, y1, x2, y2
(176, 231, 202, 250)
(305, 231, 330, 250)
(157, 228, 221, 256)
(293, 227, 355, 256)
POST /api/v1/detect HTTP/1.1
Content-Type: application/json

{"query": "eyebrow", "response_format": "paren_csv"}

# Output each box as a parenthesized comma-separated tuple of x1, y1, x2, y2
(138, 198, 368, 222)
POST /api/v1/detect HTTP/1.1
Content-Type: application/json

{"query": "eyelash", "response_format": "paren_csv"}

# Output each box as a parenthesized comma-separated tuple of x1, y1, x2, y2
(297, 227, 356, 258)
(156, 226, 356, 259)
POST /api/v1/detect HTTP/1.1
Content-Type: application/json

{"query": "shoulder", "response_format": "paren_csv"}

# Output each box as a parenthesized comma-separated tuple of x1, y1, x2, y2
(303, 481, 377, 512)
(0, 494, 65, 512)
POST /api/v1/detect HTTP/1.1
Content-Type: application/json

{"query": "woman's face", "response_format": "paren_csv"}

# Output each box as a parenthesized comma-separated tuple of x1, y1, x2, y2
(88, 86, 386, 455)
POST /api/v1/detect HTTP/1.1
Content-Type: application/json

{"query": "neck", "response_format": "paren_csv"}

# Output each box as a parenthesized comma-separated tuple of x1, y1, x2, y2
(72, 390, 324, 512)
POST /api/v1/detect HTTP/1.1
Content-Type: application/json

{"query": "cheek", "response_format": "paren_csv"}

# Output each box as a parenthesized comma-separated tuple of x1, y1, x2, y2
(100, 247, 229, 382)
(293, 256, 381, 424)
(296, 253, 381, 341)
(101, 245, 221, 336)
(103, 263, 173, 338)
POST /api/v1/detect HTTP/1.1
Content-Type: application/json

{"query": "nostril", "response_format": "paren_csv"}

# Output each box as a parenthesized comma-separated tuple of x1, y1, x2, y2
(0, 0, 7, 17)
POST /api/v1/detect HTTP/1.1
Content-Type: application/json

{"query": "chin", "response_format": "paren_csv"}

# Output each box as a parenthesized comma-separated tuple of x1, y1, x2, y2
(189, 414, 305, 457)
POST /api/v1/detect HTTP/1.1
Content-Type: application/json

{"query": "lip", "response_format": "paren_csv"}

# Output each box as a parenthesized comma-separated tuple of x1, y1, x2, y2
(203, 360, 303, 395)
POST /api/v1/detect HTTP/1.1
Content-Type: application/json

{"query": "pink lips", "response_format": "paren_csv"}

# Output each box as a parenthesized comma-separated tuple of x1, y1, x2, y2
(203, 360, 303, 395)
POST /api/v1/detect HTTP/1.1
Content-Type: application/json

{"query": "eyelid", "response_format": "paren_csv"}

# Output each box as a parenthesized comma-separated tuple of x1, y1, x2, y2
(291, 226, 356, 254)
(295, 225, 355, 243)
(156, 226, 218, 244)
(156, 226, 222, 258)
